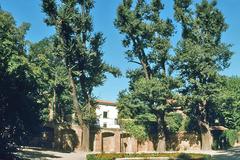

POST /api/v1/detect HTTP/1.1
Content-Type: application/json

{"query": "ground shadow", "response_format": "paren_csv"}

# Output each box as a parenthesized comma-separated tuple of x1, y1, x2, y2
(15, 150, 61, 159)
(213, 146, 240, 160)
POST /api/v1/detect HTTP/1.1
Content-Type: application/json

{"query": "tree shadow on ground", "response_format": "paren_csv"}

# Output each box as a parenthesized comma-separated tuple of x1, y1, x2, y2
(15, 150, 61, 159)
(213, 147, 240, 160)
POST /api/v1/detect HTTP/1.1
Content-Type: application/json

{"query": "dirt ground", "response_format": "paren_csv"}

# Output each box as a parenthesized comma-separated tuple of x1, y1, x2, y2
(15, 146, 240, 160)
(15, 148, 86, 160)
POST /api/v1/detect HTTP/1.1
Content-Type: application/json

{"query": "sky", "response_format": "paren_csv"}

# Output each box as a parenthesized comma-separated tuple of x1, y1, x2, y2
(0, 0, 239, 102)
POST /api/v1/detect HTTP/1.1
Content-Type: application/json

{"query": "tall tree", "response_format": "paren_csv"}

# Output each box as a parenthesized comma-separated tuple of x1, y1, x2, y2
(115, 0, 177, 151)
(29, 37, 72, 123)
(118, 77, 180, 151)
(174, 0, 233, 150)
(115, 0, 173, 80)
(42, 0, 120, 151)
(0, 9, 41, 155)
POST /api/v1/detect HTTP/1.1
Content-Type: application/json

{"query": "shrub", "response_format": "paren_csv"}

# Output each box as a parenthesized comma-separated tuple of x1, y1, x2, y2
(165, 112, 183, 133)
(86, 153, 211, 160)
(177, 153, 191, 160)
(119, 119, 148, 142)
(223, 129, 238, 147)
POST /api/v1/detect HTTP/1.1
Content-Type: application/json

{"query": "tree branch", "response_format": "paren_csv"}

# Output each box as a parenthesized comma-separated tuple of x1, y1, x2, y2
(128, 60, 142, 65)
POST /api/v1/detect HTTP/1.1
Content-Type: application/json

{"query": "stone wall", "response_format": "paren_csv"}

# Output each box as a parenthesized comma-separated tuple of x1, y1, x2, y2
(166, 132, 201, 151)
(92, 129, 201, 152)
(52, 124, 81, 152)
(41, 125, 201, 152)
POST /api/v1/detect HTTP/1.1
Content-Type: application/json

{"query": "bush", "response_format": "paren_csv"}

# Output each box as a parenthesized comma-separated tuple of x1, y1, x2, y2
(86, 153, 212, 160)
(165, 112, 183, 133)
(177, 153, 191, 160)
(119, 119, 148, 142)
(223, 129, 238, 147)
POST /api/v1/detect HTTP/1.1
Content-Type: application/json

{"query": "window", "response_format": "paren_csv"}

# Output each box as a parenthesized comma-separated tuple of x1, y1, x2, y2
(114, 118, 118, 125)
(103, 123, 107, 128)
(103, 111, 108, 118)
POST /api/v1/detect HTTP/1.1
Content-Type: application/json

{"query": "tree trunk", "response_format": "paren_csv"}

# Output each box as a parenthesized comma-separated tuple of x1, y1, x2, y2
(140, 59, 151, 80)
(81, 123, 89, 151)
(156, 115, 166, 152)
(200, 121, 213, 150)
(80, 92, 90, 152)
(49, 88, 56, 122)
(68, 68, 89, 151)
(157, 133, 166, 152)
(138, 47, 152, 80)
(68, 68, 82, 121)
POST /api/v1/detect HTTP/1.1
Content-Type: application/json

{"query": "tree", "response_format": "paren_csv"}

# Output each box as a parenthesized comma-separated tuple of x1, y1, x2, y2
(217, 76, 240, 131)
(118, 77, 180, 151)
(42, 0, 120, 151)
(115, 0, 173, 80)
(115, 0, 177, 151)
(173, 0, 233, 150)
(0, 9, 41, 155)
(29, 37, 72, 123)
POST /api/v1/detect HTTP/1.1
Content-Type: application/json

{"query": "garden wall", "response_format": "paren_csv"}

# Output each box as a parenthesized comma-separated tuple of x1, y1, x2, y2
(91, 129, 201, 152)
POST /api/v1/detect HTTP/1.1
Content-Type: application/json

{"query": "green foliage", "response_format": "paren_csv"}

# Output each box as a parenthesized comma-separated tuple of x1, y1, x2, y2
(115, 0, 174, 80)
(115, 0, 180, 150)
(182, 116, 200, 133)
(118, 77, 178, 121)
(29, 37, 72, 123)
(222, 130, 238, 147)
(42, 0, 121, 125)
(173, 0, 233, 135)
(217, 76, 240, 130)
(86, 153, 212, 160)
(165, 112, 183, 134)
(117, 77, 180, 150)
(0, 9, 42, 154)
(42, 0, 121, 150)
(177, 153, 191, 160)
(119, 119, 148, 142)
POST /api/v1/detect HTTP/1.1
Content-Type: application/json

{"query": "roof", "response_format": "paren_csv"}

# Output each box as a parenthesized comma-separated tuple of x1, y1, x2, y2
(96, 100, 116, 106)
(210, 126, 228, 131)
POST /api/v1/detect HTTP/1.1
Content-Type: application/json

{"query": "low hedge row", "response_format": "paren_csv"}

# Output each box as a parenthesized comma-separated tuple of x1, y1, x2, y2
(86, 153, 212, 160)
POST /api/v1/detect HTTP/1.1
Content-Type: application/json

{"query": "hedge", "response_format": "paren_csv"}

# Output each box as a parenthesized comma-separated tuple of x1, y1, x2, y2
(86, 153, 212, 160)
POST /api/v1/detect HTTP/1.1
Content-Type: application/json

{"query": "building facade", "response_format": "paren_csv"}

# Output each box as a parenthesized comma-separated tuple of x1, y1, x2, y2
(91, 100, 201, 153)
(95, 100, 120, 129)
(47, 99, 202, 152)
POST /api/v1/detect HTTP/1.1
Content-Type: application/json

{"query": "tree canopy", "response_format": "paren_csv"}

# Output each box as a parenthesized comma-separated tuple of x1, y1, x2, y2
(42, 0, 120, 151)
(115, 0, 181, 151)
(217, 76, 240, 131)
(0, 0, 239, 155)
(173, 0, 233, 150)
(0, 9, 41, 155)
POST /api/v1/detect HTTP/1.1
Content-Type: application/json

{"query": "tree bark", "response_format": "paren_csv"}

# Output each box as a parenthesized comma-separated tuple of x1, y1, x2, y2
(68, 68, 89, 151)
(81, 122, 89, 151)
(157, 133, 166, 152)
(130, 35, 152, 80)
(200, 121, 213, 150)
(140, 58, 151, 80)
(156, 114, 166, 152)
(68, 68, 82, 122)
(49, 89, 56, 121)
(79, 78, 91, 152)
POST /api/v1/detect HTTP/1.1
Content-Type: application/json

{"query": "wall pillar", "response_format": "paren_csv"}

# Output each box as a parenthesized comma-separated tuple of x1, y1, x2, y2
(115, 130, 121, 152)
(94, 132, 102, 152)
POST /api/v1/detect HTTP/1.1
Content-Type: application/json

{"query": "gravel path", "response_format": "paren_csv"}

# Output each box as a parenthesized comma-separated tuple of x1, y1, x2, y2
(16, 148, 86, 160)
(212, 146, 240, 160)
(16, 146, 240, 160)
(177, 146, 240, 160)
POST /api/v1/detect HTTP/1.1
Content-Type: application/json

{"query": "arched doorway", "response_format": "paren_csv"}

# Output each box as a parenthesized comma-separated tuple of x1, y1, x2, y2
(102, 132, 115, 152)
